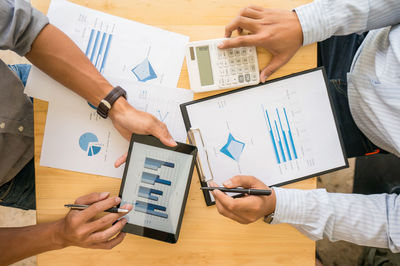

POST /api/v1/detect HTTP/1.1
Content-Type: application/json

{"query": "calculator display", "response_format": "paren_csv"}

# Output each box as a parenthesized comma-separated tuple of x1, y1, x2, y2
(195, 46, 214, 86)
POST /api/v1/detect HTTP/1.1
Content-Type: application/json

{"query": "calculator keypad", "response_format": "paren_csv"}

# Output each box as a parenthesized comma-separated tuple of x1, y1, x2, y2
(216, 46, 258, 88)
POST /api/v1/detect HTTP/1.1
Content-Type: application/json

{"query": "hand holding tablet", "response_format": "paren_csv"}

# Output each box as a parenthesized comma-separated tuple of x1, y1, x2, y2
(118, 135, 197, 243)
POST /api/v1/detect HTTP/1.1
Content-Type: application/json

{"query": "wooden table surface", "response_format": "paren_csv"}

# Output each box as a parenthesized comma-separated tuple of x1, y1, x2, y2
(33, 0, 317, 265)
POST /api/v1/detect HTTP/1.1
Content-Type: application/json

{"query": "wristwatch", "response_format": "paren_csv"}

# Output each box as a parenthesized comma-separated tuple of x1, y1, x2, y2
(97, 86, 127, 119)
(264, 212, 275, 224)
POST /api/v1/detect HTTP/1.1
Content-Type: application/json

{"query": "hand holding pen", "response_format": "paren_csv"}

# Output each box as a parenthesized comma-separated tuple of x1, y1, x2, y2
(209, 175, 276, 224)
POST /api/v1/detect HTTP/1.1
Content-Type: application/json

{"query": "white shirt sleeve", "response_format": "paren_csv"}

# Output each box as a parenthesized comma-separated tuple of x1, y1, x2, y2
(272, 187, 400, 253)
(294, 0, 400, 45)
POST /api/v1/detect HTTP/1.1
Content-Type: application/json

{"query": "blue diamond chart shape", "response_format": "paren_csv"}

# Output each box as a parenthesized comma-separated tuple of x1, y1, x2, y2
(220, 133, 245, 161)
(131, 58, 157, 82)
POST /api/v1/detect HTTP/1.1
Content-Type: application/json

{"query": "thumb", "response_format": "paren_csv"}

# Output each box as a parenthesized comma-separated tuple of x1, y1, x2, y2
(259, 56, 286, 83)
(151, 121, 177, 147)
(223, 175, 266, 189)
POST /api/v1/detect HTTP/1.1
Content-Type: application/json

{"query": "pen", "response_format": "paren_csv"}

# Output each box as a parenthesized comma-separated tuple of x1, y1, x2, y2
(201, 187, 272, 196)
(64, 204, 129, 213)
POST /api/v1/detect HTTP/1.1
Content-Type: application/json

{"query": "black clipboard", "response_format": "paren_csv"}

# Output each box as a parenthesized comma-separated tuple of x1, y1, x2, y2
(180, 67, 348, 206)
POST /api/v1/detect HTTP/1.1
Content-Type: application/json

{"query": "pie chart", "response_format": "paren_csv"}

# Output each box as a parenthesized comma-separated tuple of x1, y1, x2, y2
(79, 132, 102, 156)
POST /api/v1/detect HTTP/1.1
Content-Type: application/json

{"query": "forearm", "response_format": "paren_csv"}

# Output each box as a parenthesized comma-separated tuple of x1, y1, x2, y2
(0, 220, 64, 265)
(25, 24, 112, 107)
(295, 0, 400, 45)
(272, 188, 400, 252)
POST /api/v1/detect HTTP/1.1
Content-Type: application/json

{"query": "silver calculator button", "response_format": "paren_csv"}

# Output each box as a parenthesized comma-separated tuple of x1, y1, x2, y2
(232, 75, 238, 84)
(225, 77, 231, 85)
(249, 56, 255, 63)
(237, 66, 243, 73)
(223, 60, 229, 67)
(228, 49, 234, 57)
(219, 78, 225, 86)
(242, 57, 249, 64)
(229, 58, 235, 65)
(251, 73, 258, 81)
(238, 74, 244, 83)
(234, 48, 241, 56)
(245, 74, 251, 82)
(250, 64, 256, 71)
(241, 48, 247, 56)
(243, 65, 249, 72)
(230, 67, 236, 75)
(235, 57, 241, 65)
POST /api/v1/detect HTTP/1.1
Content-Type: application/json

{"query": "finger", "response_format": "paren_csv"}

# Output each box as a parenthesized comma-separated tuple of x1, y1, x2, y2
(90, 232, 126, 250)
(114, 153, 127, 168)
(223, 175, 267, 189)
(239, 7, 262, 19)
(213, 190, 248, 223)
(260, 56, 287, 82)
(149, 119, 177, 147)
(80, 196, 122, 223)
(87, 204, 133, 233)
(224, 16, 258, 38)
(74, 192, 110, 205)
(89, 218, 128, 244)
(219, 35, 259, 49)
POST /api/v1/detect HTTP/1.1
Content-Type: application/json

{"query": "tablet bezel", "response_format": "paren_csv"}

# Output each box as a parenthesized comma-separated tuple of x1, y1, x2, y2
(118, 134, 197, 243)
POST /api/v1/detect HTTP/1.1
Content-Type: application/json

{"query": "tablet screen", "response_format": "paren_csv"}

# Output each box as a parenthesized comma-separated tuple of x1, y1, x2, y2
(120, 141, 194, 236)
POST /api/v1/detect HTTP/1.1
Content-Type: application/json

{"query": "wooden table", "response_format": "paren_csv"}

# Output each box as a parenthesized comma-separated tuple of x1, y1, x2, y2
(33, 0, 317, 265)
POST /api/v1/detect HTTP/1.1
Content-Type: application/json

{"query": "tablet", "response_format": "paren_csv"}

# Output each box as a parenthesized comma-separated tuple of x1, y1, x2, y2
(119, 134, 197, 243)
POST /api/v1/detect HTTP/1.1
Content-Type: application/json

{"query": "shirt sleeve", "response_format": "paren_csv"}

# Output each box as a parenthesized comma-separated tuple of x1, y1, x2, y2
(272, 187, 400, 253)
(294, 0, 400, 45)
(0, 0, 49, 56)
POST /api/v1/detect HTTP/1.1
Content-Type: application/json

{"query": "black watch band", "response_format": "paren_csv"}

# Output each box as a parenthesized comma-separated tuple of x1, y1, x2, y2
(97, 86, 127, 119)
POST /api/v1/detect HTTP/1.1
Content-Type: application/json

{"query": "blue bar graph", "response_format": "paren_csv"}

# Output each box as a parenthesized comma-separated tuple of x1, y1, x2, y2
(277, 109, 292, 161)
(138, 186, 163, 201)
(135, 201, 168, 219)
(265, 110, 280, 164)
(144, 157, 175, 171)
(141, 172, 171, 186)
(89, 30, 101, 63)
(264, 107, 299, 164)
(100, 34, 112, 74)
(284, 108, 298, 159)
(84, 28, 113, 74)
(274, 120, 286, 162)
(85, 29, 95, 56)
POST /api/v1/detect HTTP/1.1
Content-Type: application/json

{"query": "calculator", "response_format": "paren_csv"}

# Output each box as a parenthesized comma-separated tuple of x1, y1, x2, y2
(186, 38, 260, 92)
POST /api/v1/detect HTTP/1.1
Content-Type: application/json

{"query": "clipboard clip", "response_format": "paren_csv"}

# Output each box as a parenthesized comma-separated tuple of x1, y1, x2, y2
(188, 128, 215, 182)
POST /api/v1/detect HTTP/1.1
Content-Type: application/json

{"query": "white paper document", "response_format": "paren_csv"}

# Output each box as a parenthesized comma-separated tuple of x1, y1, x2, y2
(25, 0, 189, 100)
(183, 69, 347, 191)
(41, 79, 193, 178)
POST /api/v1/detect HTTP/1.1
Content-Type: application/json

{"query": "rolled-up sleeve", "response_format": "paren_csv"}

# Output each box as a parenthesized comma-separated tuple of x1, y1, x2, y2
(0, 0, 49, 56)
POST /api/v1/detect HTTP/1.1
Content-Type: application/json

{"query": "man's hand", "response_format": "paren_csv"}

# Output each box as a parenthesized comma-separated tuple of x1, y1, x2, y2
(218, 6, 303, 82)
(54, 192, 133, 249)
(211, 176, 276, 224)
(110, 97, 177, 168)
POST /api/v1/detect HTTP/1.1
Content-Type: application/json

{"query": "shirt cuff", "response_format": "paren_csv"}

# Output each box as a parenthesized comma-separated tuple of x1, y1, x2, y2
(272, 187, 318, 225)
(294, 1, 331, 46)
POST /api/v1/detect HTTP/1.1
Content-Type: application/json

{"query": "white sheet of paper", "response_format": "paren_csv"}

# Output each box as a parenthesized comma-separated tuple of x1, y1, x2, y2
(184, 69, 347, 189)
(25, 0, 189, 100)
(40, 79, 193, 178)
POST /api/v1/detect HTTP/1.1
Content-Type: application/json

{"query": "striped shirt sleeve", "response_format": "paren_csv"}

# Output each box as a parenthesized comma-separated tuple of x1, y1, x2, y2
(272, 187, 400, 253)
(294, 0, 400, 45)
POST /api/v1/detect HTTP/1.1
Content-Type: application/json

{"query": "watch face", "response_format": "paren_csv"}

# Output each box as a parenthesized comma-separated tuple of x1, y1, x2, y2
(264, 213, 274, 224)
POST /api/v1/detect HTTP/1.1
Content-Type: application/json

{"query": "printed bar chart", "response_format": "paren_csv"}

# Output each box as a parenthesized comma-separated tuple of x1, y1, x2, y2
(138, 186, 163, 201)
(144, 157, 175, 170)
(84, 27, 113, 74)
(135, 201, 168, 219)
(141, 172, 172, 186)
(264, 107, 298, 165)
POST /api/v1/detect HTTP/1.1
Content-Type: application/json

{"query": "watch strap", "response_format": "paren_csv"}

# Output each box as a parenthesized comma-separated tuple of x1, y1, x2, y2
(97, 86, 127, 118)
(263, 212, 275, 224)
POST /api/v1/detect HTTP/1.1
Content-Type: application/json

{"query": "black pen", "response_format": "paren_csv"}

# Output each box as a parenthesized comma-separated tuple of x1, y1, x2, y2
(64, 204, 129, 213)
(201, 187, 272, 196)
